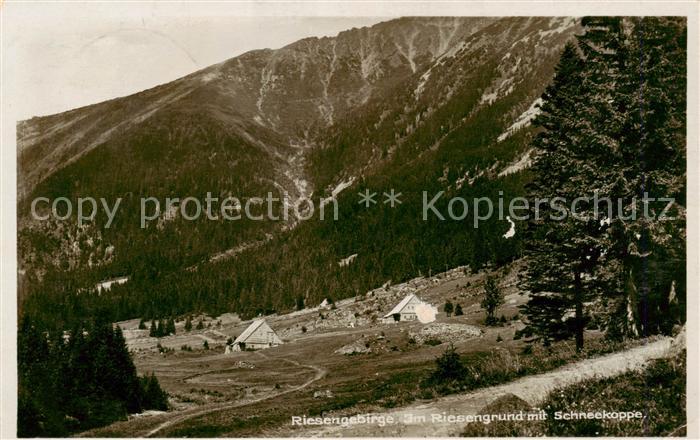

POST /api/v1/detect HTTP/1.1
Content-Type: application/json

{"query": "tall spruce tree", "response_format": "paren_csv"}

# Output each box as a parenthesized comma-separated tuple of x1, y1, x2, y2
(519, 40, 610, 350)
(167, 317, 176, 335)
(605, 17, 687, 338)
(481, 276, 504, 325)
(521, 17, 686, 348)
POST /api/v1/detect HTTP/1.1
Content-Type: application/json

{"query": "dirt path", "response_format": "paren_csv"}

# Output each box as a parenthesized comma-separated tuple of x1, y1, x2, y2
(142, 353, 326, 437)
(294, 337, 673, 437)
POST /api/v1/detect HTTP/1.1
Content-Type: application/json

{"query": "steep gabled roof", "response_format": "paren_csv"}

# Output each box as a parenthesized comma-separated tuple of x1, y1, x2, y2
(234, 319, 266, 344)
(384, 294, 421, 318)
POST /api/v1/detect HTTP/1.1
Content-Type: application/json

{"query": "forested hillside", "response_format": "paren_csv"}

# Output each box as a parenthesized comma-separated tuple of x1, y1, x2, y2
(19, 17, 579, 329)
(18, 16, 685, 346)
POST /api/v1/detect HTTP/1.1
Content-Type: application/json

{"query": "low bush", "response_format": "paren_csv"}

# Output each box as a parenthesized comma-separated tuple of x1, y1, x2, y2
(422, 337, 649, 397)
(424, 339, 442, 346)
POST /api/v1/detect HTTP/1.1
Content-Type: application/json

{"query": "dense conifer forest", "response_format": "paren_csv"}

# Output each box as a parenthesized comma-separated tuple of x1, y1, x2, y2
(18, 317, 168, 436)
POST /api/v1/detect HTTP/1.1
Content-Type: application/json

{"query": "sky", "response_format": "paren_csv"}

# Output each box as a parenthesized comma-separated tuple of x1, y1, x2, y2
(3, 4, 388, 121)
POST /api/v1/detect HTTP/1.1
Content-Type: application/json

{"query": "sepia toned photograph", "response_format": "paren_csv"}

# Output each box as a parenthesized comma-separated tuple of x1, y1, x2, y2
(3, 2, 697, 438)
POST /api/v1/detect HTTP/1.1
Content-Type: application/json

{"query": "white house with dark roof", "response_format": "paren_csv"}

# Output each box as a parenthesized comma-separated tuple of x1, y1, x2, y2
(382, 293, 426, 323)
(229, 319, 282, 351)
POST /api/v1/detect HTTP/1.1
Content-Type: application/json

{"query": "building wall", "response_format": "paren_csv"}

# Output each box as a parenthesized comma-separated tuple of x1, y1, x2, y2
(383, 296, 425, 323)
(235, 321, 283, 350)
(247, 342, 275, 349)
(397, 297, 422, 321)
(245, 326, 281, 346)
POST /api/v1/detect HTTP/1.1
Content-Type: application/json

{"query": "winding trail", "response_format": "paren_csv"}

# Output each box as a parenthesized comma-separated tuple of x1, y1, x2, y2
(143, 353, 326, 437)
(294, 337, 674, 437)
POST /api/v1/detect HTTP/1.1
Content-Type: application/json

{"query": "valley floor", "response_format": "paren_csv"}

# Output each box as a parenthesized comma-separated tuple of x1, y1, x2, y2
(79, 263, 680, 437)
(280, 337, 675, 437)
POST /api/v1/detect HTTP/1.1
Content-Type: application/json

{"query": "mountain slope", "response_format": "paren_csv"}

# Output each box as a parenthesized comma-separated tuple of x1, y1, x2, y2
(18, 17, 496, 200)
(310, 17, 579, 194)
(18, 17, 580, 325)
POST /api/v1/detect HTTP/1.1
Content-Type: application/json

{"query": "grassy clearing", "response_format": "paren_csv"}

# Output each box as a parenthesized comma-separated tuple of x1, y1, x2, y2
(163, 336, 655, 437)
(305, 336, 627, 415)
(165, 365, 432, 436)
(421, 336, 649, 397)
(461, 350, 686, 436)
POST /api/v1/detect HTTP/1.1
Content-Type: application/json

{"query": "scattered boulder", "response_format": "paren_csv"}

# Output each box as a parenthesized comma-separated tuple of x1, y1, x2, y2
(335, 333, 399, 355)
(313, 389, 334, 399)
(335, 339, 372, 355)
(410, 323, 482, 345)
(221, 360, 256, 369)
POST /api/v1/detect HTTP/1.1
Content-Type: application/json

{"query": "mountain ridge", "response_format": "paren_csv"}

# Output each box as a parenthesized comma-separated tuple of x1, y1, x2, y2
(18, 16, 581, 325)
(18, 16, 499, 199)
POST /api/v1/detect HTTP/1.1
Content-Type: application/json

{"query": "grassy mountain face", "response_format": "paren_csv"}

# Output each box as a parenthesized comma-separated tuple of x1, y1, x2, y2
(18, 17, 580, 326)
(310, 17, 578, 193)
(18, 17, 496, 199)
